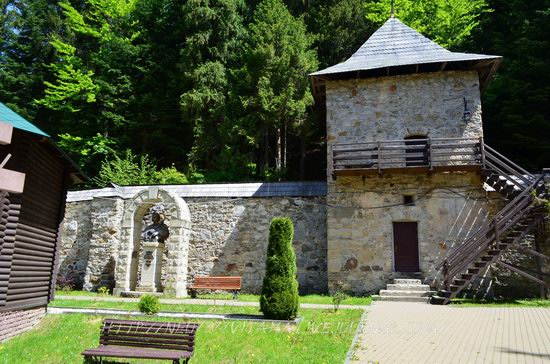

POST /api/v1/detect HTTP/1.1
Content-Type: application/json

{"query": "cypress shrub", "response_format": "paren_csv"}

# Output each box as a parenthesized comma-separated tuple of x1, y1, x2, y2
(260, 217, 299, 320)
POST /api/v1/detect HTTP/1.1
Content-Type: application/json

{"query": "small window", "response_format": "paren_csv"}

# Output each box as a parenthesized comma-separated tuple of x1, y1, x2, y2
(404, 195, 414, 206)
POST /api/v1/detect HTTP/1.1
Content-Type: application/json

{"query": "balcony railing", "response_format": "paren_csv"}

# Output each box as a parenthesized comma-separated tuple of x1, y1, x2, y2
(331, 137, 483, 176)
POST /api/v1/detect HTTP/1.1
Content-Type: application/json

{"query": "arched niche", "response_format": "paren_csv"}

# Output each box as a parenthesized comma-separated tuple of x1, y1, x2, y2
(113, 187, 191, 297)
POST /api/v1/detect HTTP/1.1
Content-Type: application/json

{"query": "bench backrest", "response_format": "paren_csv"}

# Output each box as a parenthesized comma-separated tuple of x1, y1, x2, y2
(100, 319, 199, 352)
(193, 276, 241, 289)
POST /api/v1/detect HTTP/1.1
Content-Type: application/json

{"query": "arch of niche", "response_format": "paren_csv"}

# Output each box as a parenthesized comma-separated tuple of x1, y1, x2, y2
(113, 187, 191, 297)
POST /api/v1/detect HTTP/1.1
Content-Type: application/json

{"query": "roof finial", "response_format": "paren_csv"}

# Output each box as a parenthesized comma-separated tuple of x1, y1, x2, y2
(391, 0, 395, 18)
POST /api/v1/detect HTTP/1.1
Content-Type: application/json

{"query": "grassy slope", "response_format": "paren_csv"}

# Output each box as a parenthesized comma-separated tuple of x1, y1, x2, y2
(451, 298, 550, 307)
(0, 308, 363, 364)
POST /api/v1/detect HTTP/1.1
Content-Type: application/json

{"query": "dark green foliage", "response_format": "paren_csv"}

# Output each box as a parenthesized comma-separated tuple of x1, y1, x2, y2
(138, 294, 160, 315)
(95, 149, 188, 187)
(469, 0, 550, 171)
(260, 217, 299, 320)
(1, 0, 546, 182)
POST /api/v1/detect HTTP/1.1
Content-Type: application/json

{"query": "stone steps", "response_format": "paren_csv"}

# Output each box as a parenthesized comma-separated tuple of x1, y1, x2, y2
(376, 295, 430, 303)
(386, 284, 430, 292)
(377, 278, 435, 303)
(394, 279, 422, 285)
(379, 290, 434, 297)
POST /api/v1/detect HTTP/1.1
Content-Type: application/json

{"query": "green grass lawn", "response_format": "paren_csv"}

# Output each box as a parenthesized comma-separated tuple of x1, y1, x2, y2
(451, 298, 550, 307)
(0, 305, 363, 363)
(54, 290, 372, 306)
(50, 298, 263, 314)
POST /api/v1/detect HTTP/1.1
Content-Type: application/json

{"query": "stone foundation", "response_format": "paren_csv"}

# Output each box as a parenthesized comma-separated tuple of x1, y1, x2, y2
(0, 307, 46, 342)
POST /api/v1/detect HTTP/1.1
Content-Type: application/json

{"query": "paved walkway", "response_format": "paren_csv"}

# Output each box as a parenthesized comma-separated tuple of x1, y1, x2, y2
(54, 295, 369, 310)
(351, 302, 550, 364)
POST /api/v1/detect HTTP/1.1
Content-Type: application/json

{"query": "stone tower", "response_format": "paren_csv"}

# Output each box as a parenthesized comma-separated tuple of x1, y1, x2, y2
(311, 18, 502, 294)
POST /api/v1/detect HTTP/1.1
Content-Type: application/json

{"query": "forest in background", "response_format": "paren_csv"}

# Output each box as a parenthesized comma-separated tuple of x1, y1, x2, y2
(1, 0, 549, 186)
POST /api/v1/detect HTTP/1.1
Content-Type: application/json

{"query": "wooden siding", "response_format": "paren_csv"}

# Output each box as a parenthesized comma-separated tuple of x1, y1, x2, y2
(0, 130, 68, 311)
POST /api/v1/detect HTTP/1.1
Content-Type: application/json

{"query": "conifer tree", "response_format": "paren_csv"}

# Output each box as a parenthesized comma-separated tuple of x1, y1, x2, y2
(260, 217, 299, 320)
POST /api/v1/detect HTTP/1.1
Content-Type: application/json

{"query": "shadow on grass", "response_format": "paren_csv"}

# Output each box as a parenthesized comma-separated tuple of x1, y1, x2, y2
(451, 298, 550, 307)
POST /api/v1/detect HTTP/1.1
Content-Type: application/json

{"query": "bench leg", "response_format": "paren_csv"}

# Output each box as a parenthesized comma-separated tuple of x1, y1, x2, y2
(232, 290, 238, 300)
(189, 289, 197, 298)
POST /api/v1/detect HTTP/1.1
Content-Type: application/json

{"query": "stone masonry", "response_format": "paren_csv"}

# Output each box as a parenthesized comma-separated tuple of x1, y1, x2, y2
(58, 186, 328, 295)
(327, 172, 503, 295)
(325, 71, 483, 147)
(324, 71, 502, 294)
(187, 197, 327, 294)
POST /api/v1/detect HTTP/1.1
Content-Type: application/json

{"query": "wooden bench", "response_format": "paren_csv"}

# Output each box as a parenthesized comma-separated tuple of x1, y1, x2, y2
(188, 276, 241, 299)
(82, 319, 199, 364)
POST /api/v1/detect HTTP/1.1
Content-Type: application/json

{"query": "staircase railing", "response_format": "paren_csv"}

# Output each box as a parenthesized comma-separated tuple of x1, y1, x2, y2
(438, 175, 543, 286)
(436, 142, 546, 290)
(483, 143, 535, 187)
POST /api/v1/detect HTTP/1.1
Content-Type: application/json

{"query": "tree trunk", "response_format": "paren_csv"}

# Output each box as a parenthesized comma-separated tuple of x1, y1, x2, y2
(282, 120, 287, 171)
(263, 129, 270, 174)
(276, 127, 282, 173)
(299, 133, 306, 180)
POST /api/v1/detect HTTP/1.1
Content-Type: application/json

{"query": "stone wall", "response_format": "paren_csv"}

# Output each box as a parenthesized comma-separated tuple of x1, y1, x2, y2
(325, 71, 482, 146)
(59, 189, 328, 295)
(58, 197, 124, 291)
(187, 197, 327, 294)
(327, 172, 504, 295)
(58, 200, 93, 288)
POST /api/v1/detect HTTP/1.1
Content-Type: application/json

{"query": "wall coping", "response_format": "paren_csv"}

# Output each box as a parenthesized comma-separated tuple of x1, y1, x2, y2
(66, 181, 328, 202)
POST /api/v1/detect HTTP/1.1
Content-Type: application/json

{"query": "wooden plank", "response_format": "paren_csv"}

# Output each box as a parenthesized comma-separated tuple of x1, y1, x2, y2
(517, 246, 550, 260)
(16, 228, 57, 243)
(1, 296, 48, 311)
(18, 223, 57, 236)
(5, 288, 50, 301)
(11, 259, 53, 267)
(496, 261, 548, 286)
(8, 280, 50, 289)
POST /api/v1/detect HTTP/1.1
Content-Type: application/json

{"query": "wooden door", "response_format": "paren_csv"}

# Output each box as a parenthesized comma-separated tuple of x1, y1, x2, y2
(393, 222, 420, 272)
(404, 136, 428, 167)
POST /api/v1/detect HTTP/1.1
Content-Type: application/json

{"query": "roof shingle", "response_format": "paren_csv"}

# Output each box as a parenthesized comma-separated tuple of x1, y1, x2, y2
(311, 17, 500, 78)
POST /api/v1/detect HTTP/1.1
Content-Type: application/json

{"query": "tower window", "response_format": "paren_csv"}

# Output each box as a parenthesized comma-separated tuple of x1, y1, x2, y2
(404, 195, 414, 206)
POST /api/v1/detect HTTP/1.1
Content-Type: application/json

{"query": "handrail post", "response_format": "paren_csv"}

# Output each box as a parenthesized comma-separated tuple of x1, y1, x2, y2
(428, 137, 433, 170)
(329, 144, 335, 180)
(443, 259, 449, 291)
(480, 136, 485, 168)
(377, 141, 381, 174)
(493, 217, 499, 244)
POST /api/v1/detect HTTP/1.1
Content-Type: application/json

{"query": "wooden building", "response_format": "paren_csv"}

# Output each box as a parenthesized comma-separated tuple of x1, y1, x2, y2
(0, 102, 84, 341)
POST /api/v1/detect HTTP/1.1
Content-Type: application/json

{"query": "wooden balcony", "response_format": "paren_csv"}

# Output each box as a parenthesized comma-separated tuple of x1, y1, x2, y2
(331, 137, 483, 177)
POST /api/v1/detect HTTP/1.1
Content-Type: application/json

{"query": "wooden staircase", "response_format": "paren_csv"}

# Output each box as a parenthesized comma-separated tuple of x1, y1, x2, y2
(430, 144, 549, 305)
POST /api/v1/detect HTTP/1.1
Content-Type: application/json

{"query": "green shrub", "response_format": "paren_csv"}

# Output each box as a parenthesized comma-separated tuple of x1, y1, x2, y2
(260, 217, 299, 320)
(154, 165, 188, 184)
(332, 291, 349, 312)
(97, 286, 110, 296)
(138, 294, 160, 315)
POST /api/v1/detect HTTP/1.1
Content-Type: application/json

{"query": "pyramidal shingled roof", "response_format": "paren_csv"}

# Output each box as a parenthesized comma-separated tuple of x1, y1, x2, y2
(311, 17, 501, 79)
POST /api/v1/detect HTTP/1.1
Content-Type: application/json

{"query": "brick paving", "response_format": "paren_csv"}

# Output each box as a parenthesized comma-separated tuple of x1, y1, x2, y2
(351, 302, 550, 364)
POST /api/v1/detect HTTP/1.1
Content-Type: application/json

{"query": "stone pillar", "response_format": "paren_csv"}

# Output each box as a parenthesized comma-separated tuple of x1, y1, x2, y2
(136, 242, 163, 292)
(166, 218, 192, 298)
(83, 197, 124, 291)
